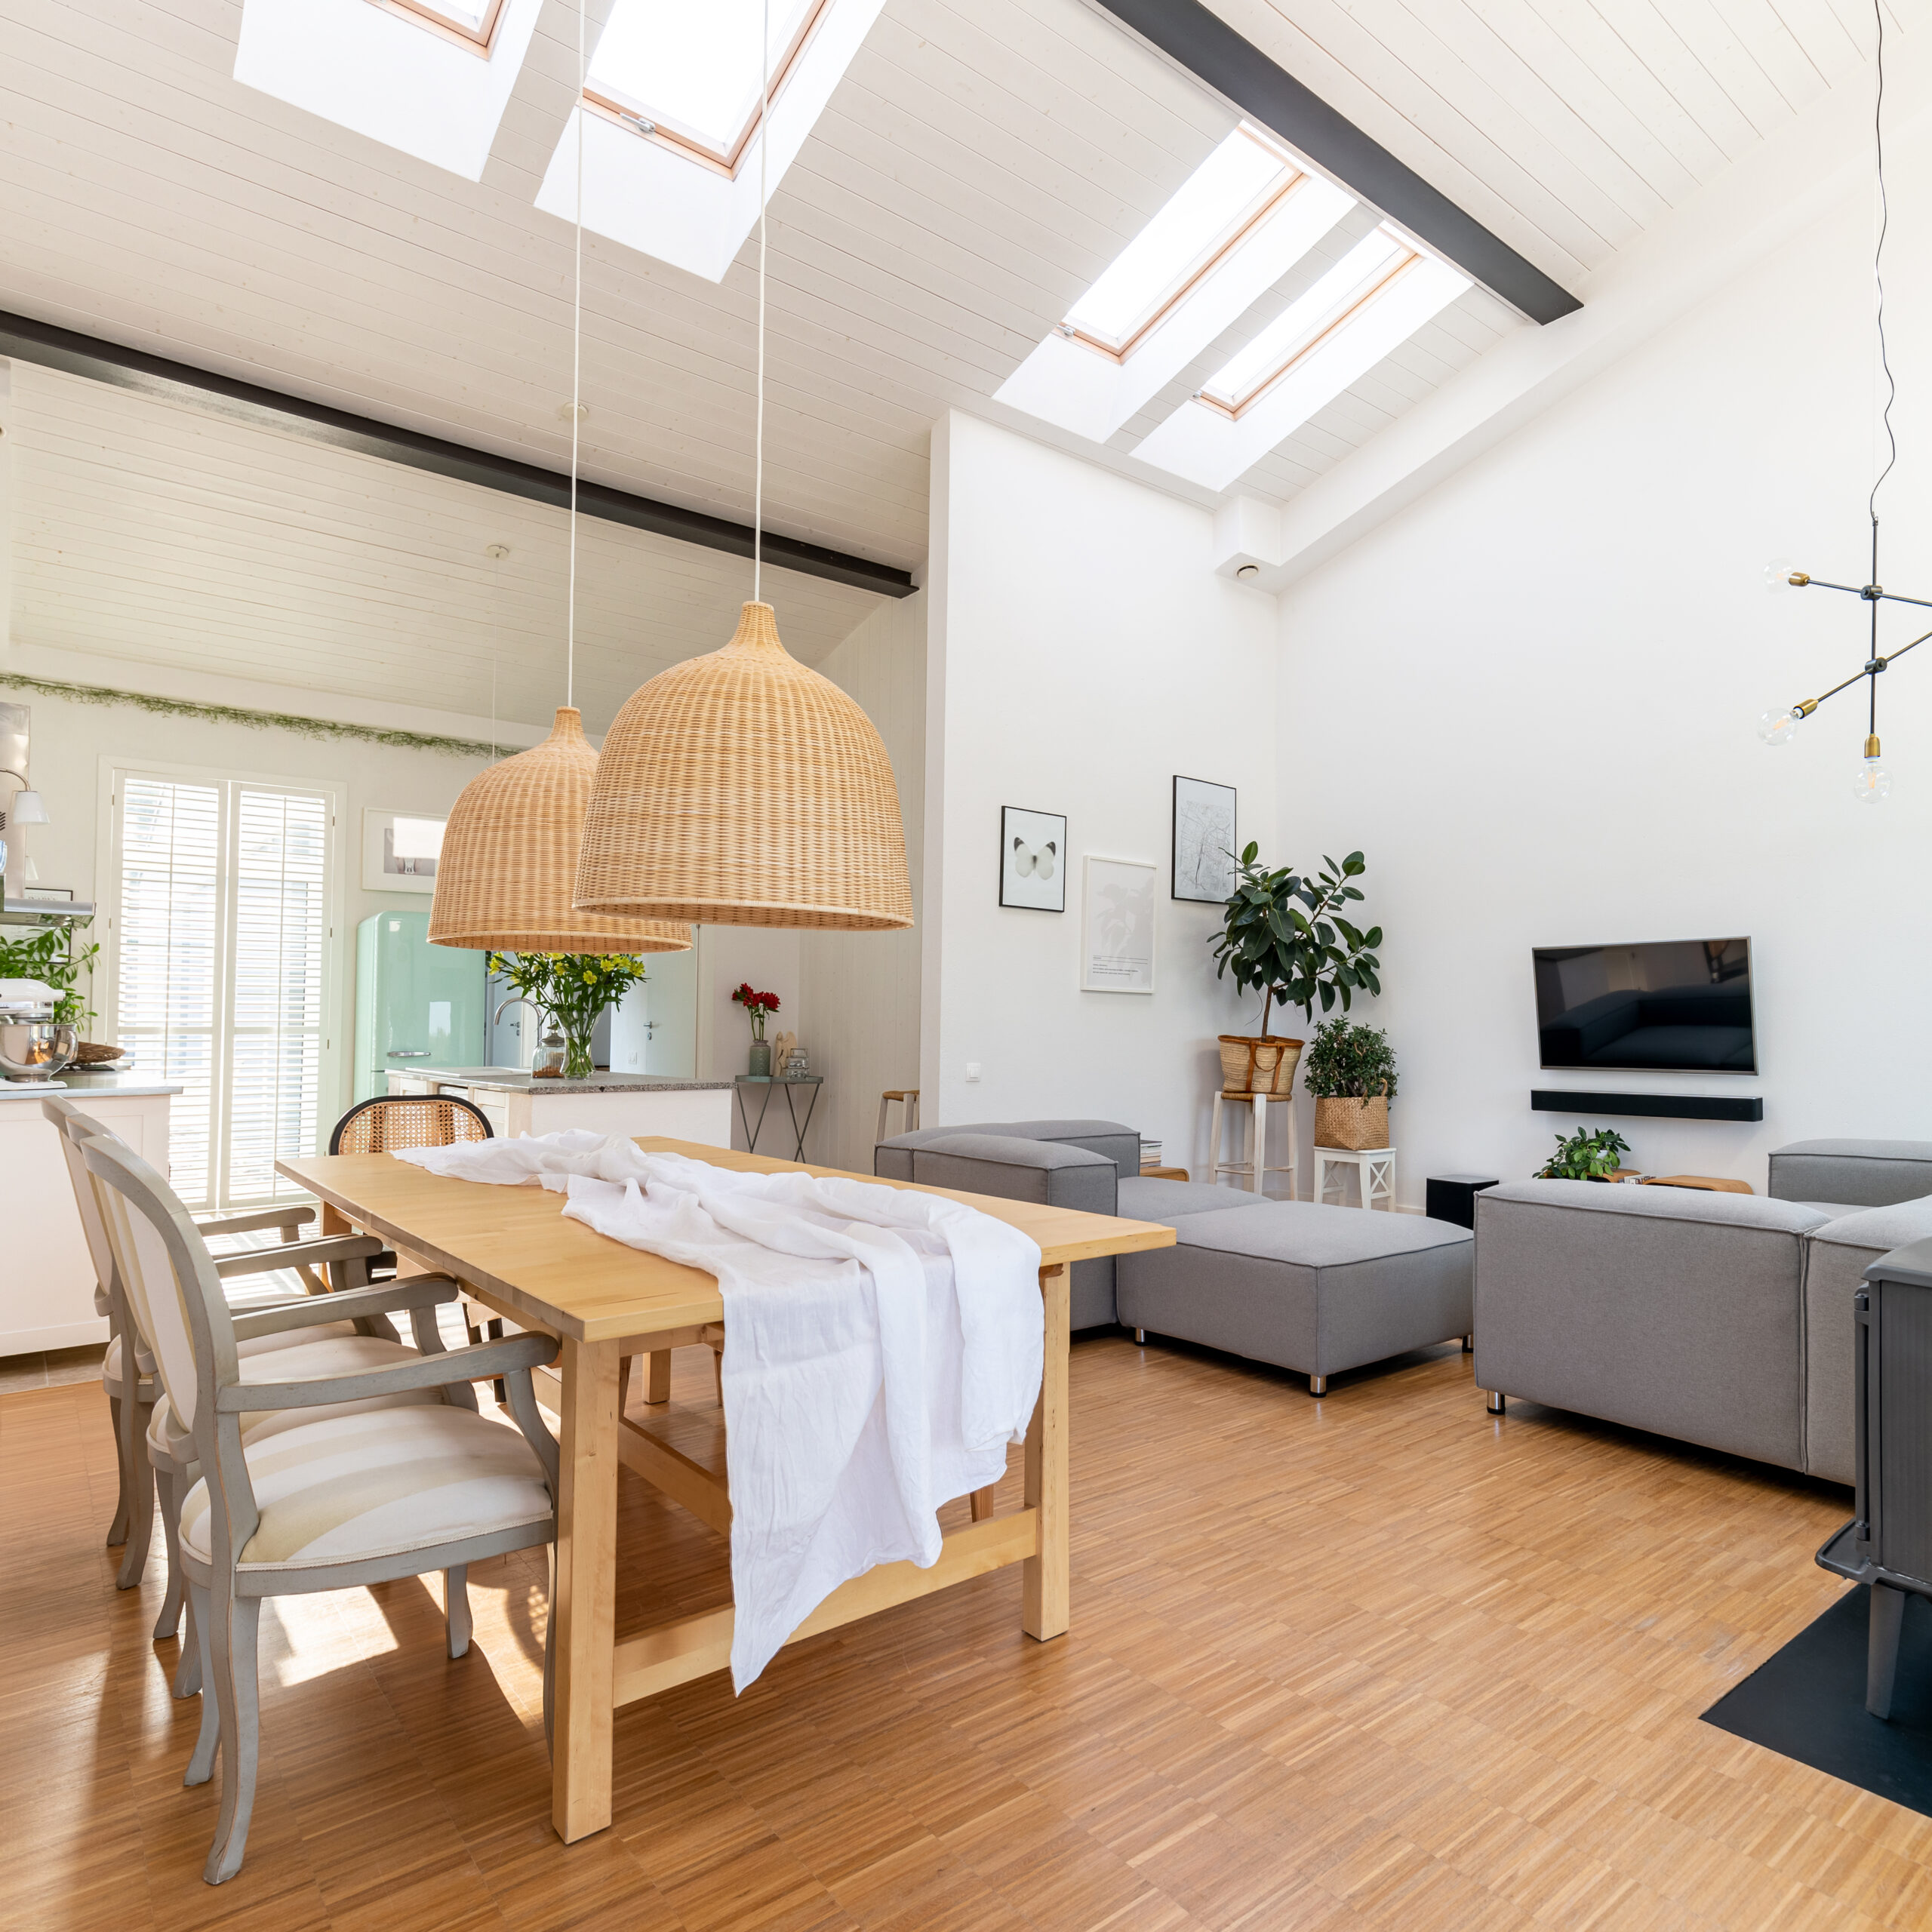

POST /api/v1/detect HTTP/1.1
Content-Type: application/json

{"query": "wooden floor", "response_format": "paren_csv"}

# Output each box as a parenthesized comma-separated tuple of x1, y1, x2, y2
(5, 1332, 1922, 1932)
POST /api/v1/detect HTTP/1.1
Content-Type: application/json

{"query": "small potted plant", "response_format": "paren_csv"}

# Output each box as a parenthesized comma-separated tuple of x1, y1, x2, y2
(1534, 1128, 1632, 1180)
(1211, 845, 1381, 1096)
(733, 983, 781, 1075)
(1300, 1016, 1397, 1150)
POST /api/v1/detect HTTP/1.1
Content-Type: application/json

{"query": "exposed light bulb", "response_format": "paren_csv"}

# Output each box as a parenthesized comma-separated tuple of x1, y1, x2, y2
(1764, 559, 1810, 595)
(1757, 707, 1801, 747)
(1853, 735, 1893, 804)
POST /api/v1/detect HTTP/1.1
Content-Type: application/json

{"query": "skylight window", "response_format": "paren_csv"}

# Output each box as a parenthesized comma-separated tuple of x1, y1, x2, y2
(1199, 228, 1414, 416)
(374, 0, 506, 54)
(586, 0, 823, 174)
(1062, 125, 1300, 359)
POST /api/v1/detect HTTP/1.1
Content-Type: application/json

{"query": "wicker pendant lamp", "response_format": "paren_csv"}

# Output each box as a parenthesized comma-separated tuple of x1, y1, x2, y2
(574, 601, 912, 929)
(429, 706, 690, 953)
(572, 1, 912, 933)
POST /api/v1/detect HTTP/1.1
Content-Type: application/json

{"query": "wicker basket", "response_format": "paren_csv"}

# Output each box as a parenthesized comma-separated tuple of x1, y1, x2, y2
(1313, 1096, 1389, 1150)
(1217, 1035, 1303, 1097)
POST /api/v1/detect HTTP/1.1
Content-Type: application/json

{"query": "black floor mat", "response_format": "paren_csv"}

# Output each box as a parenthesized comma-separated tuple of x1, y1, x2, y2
(1702, 1584, 1932, 1816)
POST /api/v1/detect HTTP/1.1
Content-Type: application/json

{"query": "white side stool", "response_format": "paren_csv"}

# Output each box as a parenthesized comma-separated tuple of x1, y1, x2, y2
(1314, 1145, 1396, 1211)
(1209, 1090, 1299, 1200)
(876, 1088, 920, 1141)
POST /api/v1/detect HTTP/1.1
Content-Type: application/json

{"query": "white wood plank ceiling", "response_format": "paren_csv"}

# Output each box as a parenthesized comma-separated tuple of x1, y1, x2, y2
(0, 0, 1884, 612)
(6, 363, 881, 730)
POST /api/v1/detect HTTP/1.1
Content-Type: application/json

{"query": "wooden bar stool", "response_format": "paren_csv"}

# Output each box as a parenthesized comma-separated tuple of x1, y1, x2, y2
(876, 1088, 920, 1142)
(1208, 1091, 1299, 1200)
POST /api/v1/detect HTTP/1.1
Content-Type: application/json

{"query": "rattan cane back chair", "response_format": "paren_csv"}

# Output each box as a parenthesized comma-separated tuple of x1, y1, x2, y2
(328, 1093, 494, 1156)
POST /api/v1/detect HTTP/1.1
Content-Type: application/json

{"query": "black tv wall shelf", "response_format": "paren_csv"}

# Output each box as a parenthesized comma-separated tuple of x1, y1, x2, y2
(1531, 1090, 1764, 1123)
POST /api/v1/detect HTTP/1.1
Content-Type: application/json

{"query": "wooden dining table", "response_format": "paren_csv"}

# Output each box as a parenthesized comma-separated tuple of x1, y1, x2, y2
(275, 1137, 1175, 1844)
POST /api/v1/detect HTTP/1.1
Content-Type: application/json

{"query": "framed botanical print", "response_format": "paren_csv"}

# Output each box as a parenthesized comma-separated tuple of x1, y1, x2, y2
(999, 805, 1066, 911)
(1082, 856, 1156, 993)
(1171, 775, 1237, 903)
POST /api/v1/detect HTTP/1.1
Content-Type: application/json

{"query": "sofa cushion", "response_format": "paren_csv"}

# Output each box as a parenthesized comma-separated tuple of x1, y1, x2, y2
(1801, 1194, 1932, 1484)
(906, 1134, 1115, 1215)
(1116, 1201, 1472, 1380)
(1767, 1140, 1932, 1210)
(1117, 1177, 1260, 1223)
(1474, 1180, 1819, 1471)
(877, 1118, 1139, 1183)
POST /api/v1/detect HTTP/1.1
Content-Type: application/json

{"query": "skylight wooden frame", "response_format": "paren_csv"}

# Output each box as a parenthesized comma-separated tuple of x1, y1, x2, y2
(1063, 127, 1306, 366)
(1196, 246, 1420, 421)
(582, 0, 832, 180)
(363, 0, 507, 58)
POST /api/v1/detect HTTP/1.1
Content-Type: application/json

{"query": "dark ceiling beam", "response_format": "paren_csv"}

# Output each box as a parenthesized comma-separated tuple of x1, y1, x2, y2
(0, 307, 917, 599)
(1093, 0, 1581, 326)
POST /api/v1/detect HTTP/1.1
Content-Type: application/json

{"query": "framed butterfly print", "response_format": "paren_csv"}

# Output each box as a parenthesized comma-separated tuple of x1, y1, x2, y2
(999, 805, 1066, 912)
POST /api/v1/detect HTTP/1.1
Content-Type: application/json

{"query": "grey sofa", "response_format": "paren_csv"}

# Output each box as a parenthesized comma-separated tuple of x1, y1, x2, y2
(877, 1117, 1474, 1389)
(1475, 1140, 1932, 1482)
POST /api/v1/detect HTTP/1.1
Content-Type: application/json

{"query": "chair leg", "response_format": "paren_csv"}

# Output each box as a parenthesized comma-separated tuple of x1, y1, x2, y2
(115, 1396, 157, 1590)
(969, 1486, 995, 1521)
(645, 1349, 672, 1404)
(1868, 1583, 1908, 1720)
(446, 1566, 472, 1660)
(106, 1392, 131, 1547)
(712, 1344, 724, 1402)
(153, 1466, 186, 1644)
(204, 1593, 263, 1884)
(174, 1579, 204, 1700)
(184, 1582, 219, 1784)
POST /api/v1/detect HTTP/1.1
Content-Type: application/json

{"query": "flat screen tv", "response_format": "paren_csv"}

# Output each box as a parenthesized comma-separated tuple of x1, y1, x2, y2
(1533, 938, 1755, 1075)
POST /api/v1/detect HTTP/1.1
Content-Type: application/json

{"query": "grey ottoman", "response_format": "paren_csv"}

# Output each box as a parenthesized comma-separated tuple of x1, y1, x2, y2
(1116, 1201, 1473, 1394)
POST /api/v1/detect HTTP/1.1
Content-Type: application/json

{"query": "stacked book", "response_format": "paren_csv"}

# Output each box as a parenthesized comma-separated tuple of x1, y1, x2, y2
(1140, 1138, 1163, 1170)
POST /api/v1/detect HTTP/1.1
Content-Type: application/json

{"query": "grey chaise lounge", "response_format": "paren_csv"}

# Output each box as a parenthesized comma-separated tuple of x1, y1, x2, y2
(877, 1118, 1475, 1392)
(1475, 1140, 1932, 1481)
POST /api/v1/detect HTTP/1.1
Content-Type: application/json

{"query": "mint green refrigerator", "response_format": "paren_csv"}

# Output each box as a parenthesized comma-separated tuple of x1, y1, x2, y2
(353, 910, 487, 1103)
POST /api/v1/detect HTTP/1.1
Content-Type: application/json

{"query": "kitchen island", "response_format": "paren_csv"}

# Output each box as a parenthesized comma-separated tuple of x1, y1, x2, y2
(386, 1067, 734, 1147)
(1, 1073, 180, 1355)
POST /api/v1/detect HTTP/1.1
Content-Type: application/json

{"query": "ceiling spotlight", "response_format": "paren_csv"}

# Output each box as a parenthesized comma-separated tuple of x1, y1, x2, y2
(556, 401, 589, 423)
(1235, 563, 1260, 580)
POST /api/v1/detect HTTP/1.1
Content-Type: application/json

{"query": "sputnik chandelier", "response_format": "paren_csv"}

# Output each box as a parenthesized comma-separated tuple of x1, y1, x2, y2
(1757, 0, 1917, 807)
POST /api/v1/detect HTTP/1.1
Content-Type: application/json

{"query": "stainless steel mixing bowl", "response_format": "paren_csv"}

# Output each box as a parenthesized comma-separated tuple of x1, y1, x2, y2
(0, 1020, 78, 1080)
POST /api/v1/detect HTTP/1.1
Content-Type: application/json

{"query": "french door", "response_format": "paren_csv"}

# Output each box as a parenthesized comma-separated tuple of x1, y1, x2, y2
(100, 763, 343, 1211)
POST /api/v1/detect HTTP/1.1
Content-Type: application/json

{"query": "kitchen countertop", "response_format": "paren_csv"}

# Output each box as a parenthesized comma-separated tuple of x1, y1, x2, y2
(0, 1072, 184, 1099)
(405, 1067, 735, 1095)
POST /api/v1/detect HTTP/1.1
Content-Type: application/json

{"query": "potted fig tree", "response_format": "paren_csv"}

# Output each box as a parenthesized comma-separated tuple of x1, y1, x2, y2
(1210, 845, 1382, 1096)
(1300, 1017, 1398, 1149)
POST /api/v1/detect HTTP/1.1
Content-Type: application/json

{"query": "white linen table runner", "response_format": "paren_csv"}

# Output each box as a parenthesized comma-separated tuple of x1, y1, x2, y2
(393, 1131, 1044, 1687)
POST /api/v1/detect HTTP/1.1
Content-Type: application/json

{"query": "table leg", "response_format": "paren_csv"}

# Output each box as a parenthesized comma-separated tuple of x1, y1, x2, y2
(551, 1335, 620, 1844)
(1249, 1094, 1264, 1197)
(644, 1349, 672, 1404)
(1023, 1263, 1070, 1641)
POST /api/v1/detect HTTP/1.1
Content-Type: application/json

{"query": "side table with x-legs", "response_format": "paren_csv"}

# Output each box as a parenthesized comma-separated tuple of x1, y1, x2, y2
(733, 1074, 825, 1161)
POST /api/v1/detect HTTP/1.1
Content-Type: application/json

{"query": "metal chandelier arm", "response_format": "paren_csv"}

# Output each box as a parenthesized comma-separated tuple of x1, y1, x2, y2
(1783, 625, 1932, 718)
(1786, 571, 1932, 613)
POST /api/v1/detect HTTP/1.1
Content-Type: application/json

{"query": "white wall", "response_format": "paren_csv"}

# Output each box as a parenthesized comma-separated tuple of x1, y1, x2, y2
(1275, 169, 1932, 1202)
(797, 589, 925, 1173)
(925, 412, 1281, 1175)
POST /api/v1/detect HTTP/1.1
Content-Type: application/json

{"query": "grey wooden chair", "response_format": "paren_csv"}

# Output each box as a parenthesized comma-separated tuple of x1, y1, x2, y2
(82, 1129, 559, 1886)
(76, 1118, 315, 1564)
(45, 1099, 442, 1690)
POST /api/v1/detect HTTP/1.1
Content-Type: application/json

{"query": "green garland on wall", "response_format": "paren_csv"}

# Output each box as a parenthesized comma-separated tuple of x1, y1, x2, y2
(0, 671, 505, 761)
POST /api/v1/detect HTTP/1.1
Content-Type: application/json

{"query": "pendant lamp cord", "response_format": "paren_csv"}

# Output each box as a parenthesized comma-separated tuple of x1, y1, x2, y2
(754, 0, 770, 607)
(1870, 0, 1896, 541)
(567, 0, 586, 712)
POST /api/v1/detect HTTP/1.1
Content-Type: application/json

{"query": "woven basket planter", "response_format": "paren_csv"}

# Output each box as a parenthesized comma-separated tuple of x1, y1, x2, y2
(1217, 1035, 1303, 1096)
(1313, 1096, 1389, 1150)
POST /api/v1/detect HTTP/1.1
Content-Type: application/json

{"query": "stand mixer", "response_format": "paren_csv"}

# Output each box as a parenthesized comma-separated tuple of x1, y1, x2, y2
(0, 978, 78, 1083)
